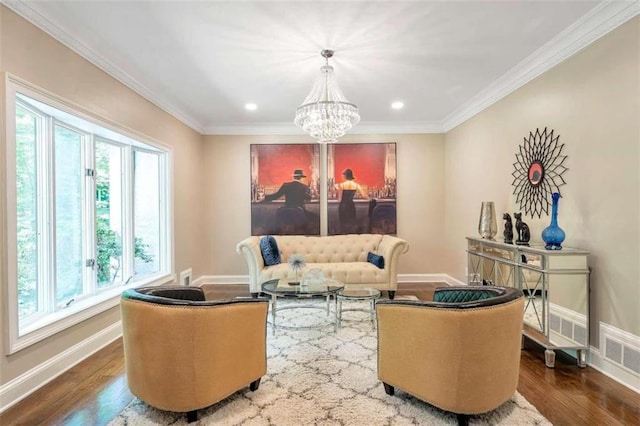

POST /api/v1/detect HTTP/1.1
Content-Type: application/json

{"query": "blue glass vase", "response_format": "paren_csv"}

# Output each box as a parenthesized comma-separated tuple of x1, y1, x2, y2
(542, 192, 565, 250)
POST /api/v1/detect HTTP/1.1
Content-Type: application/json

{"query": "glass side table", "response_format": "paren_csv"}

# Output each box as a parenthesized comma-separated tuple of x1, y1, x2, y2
(336, 287, 381, 329)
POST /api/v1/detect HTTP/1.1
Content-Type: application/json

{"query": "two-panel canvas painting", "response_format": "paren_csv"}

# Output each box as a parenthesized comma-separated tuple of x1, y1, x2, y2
(250, 143, 396, 236)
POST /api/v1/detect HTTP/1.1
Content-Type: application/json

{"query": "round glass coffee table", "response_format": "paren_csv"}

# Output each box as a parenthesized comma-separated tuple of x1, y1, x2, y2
(261, 278, 344, 332)
(336, 287, 381, 329)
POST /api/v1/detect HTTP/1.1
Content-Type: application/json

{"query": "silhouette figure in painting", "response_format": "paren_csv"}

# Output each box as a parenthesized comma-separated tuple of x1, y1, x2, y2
(262, 169, 311, 208)
(334, 168, 369, 234)
(262, 169, 316, 234)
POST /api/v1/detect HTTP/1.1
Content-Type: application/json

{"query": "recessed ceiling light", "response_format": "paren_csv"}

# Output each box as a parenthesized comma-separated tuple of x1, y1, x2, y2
(391, 101, 404, 110)
(245, 103, 257, 111)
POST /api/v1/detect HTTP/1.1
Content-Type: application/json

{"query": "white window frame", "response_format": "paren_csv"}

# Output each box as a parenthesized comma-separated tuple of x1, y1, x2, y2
(2, 74, 175, 354)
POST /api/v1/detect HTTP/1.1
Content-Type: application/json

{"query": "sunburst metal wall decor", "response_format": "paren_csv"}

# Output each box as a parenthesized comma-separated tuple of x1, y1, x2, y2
(512, 127, 567, 218)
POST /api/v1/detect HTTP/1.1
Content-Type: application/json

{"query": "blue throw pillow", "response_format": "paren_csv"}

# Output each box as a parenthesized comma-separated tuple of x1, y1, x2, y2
(260, 236, 281, 266)
(367, 252, 384, 269)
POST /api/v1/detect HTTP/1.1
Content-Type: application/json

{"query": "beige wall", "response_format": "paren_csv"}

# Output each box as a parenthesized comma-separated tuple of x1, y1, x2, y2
(0, 6, 204, 384)
(444, 17, 640, 342)
(202, 133, 446, 277)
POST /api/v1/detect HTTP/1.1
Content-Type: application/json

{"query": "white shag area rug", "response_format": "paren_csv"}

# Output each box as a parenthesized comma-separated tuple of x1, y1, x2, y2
(109, 297, 551, 426)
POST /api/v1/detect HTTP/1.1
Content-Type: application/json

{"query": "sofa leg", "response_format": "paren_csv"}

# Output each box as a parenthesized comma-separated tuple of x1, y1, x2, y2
(251, 292, 259, 298)
(249, 378, 261, 391)
(187, 410, 198, 423)
(456, 414, 469, 426)
(383, 382, 394, 395)
(388, 291, 396, 300)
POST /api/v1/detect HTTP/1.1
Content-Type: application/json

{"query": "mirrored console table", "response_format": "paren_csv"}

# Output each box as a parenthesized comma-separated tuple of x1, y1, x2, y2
(466, 237, 590, 368)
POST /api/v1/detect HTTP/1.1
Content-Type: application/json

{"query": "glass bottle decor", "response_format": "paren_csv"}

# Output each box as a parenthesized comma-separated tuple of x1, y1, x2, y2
(542, 192, 565, 250)
(478, 202, 497, 239)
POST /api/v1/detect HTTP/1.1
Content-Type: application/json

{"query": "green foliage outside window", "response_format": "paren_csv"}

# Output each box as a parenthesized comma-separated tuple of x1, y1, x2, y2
(96, 217, 153, 284)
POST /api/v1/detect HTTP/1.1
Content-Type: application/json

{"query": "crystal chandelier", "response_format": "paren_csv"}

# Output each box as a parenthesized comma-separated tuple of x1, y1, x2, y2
(294, 50, 360, 144)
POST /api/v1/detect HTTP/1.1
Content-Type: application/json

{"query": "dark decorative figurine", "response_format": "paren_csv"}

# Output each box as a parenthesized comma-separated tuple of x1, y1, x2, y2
(514, 213, 530, 245)
(502, 213, 514, 244)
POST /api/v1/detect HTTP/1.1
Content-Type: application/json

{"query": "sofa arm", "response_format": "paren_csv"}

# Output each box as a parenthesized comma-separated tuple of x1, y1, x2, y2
(377, 235, 409, 290)
(236, 237, 264, 294)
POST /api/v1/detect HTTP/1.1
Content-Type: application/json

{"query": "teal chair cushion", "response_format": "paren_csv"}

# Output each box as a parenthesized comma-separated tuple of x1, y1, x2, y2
(433, 289, 496, 303)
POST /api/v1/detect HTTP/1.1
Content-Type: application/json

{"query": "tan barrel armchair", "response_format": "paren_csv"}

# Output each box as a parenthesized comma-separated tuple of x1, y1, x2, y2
(376, 286, 524, 426)
(120, 286, 269, 423)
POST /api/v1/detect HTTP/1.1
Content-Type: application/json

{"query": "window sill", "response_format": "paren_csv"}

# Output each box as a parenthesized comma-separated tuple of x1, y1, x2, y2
(8, 272, 175, 355)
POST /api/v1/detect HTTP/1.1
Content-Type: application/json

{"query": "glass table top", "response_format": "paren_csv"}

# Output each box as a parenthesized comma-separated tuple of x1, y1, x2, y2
(261, 278, 344, 296)
(337, 287, 381, 299)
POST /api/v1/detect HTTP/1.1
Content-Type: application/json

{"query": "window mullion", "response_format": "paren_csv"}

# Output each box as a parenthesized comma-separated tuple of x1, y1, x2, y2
(159, 153, 168, 272)
(122, 146, 134, 283)
(85, 134, 96, 293)
(41, 116, 55, 315)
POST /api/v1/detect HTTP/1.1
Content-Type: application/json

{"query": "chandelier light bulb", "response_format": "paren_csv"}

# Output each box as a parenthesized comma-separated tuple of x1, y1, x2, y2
(294, 50, 360, 144)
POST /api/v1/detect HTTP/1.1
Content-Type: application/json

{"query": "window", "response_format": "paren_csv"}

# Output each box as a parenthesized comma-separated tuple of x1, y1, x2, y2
(15, 104, 40, 321)
(5, 77, 173, 353)
(96, 139, 125, 287)
(133, 150, 162, 276)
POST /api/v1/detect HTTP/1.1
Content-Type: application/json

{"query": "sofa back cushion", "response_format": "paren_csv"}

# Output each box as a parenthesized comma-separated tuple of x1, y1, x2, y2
(274, 234, 383, 263)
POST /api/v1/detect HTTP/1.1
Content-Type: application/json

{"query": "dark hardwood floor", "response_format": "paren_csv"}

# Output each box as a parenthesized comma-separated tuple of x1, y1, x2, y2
(2, 283, 639, 425)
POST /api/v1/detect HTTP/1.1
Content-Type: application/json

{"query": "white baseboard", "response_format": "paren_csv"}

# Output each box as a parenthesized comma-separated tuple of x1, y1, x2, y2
(444, 275, 467, 286)
(588, 345, 639, 394)
(0, 321, 122, 413)
(398, 273, 449, 283)
(587, 322, 640, 394)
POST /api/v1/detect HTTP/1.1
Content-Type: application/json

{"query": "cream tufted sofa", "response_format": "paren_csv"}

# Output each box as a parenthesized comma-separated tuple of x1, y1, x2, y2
(236, 234, 409, 299)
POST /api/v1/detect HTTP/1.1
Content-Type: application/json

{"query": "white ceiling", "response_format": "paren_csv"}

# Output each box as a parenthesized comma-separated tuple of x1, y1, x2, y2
(4, 1, 637, 135)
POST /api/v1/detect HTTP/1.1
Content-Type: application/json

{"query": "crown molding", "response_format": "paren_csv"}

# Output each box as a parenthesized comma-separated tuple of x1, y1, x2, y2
(1, 0, 207, 134)
(442, 1, 640, 132)
(204, 120, 444, 136)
